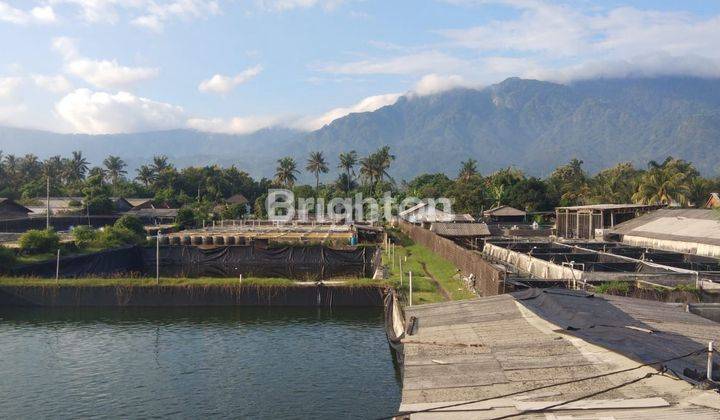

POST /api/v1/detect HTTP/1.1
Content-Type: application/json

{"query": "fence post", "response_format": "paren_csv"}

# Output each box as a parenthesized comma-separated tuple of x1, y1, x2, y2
(55, 249, 60, 283)
(399, 259, 403, 286)
(708, 341, 715, 381)
(409, 271, 413, 307)
(156, 233, 160, 285)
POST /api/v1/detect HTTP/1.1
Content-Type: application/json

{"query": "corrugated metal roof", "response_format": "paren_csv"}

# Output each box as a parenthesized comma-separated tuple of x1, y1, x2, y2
(430, 222, 490, 237)
(483, 205, 526, 217)
(398, 290, 720, 418)
(557, 204, 664, 211)
(612, 209, 720, 246)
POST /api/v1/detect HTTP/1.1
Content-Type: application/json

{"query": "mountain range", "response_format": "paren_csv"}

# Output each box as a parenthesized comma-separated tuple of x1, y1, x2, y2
(2, 76, 720, 181)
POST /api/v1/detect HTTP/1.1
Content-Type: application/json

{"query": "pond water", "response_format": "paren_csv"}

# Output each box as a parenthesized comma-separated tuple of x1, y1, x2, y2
(0, 307, 401, 419)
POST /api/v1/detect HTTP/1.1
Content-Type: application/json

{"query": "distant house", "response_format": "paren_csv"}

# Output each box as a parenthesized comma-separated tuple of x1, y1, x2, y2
(430, 222, 490, 248)
(483, 205, 526, 223)
(226, 193, 249, 206)
(706, 193, 720, 209)
(399, 201, 474, 228)
(111, 197, 134, 212)
(126, 198, 154, 210)
(27, 197, 84, 215)
(0, 198, 32, 219)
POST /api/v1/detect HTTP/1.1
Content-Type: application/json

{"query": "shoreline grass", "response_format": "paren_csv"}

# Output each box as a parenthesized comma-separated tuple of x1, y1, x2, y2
(382, 240, 475, 305)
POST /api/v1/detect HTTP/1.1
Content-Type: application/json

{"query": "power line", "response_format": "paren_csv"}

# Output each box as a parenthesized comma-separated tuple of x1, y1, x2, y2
(377, 346, 706, 420)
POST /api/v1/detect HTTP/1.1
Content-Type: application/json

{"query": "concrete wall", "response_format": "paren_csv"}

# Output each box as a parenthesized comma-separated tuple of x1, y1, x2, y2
(483, 242, 584, 283)
(0, 284, 385, 307)
(623, 235, 720, 259)
(398, 221, 506, 296)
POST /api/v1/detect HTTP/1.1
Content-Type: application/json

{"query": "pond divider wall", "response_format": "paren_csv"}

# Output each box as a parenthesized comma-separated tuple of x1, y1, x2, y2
(9, 245, 381, 279)
(0, 284, 385, 307)
(398, 221, 506, 296)
(0, 215, 119, 233)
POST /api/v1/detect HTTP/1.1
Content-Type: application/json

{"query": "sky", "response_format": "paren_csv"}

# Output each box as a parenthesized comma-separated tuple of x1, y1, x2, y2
(0, 0, 719, 135)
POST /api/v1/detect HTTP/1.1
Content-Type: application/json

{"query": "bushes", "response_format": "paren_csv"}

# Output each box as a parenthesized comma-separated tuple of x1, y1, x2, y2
(95, 225, 145, 248)
(0, 245, 17, 268)
(19, 229, 60, 254)
(72, 225, 99, 249)
(114, 215, 145, 236)
(72, 216, 146, 250)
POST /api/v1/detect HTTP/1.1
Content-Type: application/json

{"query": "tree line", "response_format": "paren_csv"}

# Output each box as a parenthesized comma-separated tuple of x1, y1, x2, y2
(0, 148, 716, 220)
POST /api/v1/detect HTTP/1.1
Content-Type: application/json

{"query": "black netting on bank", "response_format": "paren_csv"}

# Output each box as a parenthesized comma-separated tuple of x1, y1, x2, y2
(9, 245, 380, 280)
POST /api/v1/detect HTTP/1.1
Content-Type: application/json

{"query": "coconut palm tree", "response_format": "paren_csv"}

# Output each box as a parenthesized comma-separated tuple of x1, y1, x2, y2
(135, 165, 155, 187)
(151, 155, 171, 175)
(338, 151, 358, 191)
(65, 150, 89, 182)
(633, 167, 690, 206)
(275, 157, 300, 188)
(103, 155, 127, 186)
(359, 155, 378, 186)
(374, 146, 395, 182)
(306, 151, 329, 190)
(458, 158, 478, 182)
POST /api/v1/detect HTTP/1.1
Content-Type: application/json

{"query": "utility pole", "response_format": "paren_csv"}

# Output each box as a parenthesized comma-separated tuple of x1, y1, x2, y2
(46, 176, 50, 230)
(156, 232, 161, 285)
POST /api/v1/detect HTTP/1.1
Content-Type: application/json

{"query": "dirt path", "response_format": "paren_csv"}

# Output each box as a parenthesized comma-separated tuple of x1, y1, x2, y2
(420, 261, 452, 301)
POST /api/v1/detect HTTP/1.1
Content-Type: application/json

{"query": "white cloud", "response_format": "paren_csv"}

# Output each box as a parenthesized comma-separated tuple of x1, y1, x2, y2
(297, 93, 401, 130)
(55, 88, 185, 134)
(437, 1, 720, 81)
(318, 51, 470, 75)
(256, 0, 345, 12)
(52, 37, 159, 88)
(132, 0, 220, 32)
(0, 2, 56, 24)
(49, 0, 218, 29)
(198, 65, 264, 94)
(31, 74, 73, 93)
(187, 115, 280, 134)
(412, 74, 468, 96)
(0, 76, 22, 98)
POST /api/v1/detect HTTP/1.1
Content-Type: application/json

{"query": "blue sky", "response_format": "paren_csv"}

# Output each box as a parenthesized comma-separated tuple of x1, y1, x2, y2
(0, 0, 719, 134)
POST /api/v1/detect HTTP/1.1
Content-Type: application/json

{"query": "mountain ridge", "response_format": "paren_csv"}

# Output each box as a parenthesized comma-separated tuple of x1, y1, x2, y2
(2, 76, 720, 180)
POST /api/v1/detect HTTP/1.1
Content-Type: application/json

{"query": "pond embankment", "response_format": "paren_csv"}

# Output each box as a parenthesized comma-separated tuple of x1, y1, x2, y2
(0, 284, 385, 307)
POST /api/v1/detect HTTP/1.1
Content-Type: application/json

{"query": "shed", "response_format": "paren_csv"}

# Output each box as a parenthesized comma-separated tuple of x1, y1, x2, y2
(226, 193, 249, 206)
(111, 197, 134, 212)
(556, 204, 664, 240)
(430, 222, 490, 248)
(27, 197, 84, 215)
(483, 205, 526, 223)
(399, 202, 474, 227)
(610, 208, 720, 258)
(0, 198, 32, 219)
(705, 193, 720, 209)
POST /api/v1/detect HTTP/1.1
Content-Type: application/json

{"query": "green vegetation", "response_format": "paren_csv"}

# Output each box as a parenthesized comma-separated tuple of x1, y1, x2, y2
(18, 229, 60, 255)
(0, 245, 17, 268)
(1, 143, 715, 227)
(383, 240, 475, 305)
(594, 281, 631, 295)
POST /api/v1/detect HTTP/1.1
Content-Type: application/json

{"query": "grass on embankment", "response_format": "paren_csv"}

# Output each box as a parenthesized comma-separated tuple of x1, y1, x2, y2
(382, 241, 475, 305)
(0, 277, 387, 288)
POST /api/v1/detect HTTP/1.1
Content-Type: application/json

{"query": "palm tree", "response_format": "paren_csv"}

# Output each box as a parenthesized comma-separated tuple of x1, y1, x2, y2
(359, 156, 377, 186)
(3, 154, 18, 183)
(338, 151, 358, 191)
(275, 157, 300, 188)
(135, 165, 155, 187)
(103, 155, 127, 186)
(458, 159, 478, 182)
(67, 150, 89, 181)
(633, 168, 690, 206)
(306, 151, 329, 190)
(374, 146, 395, 182)
(151, 155, 171, 175)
